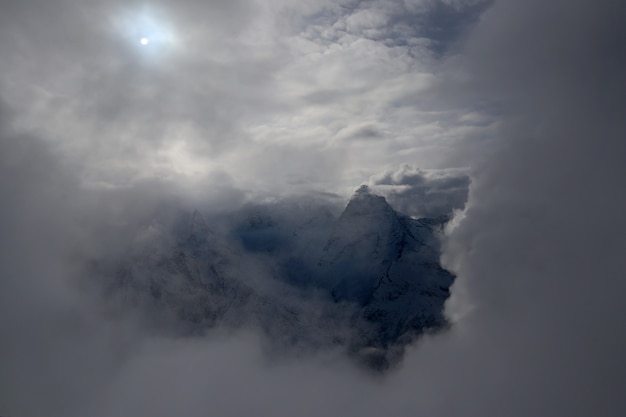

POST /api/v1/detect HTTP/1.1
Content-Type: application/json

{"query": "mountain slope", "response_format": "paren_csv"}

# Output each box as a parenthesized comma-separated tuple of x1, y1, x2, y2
(316, 185, 454, 347)
(98, 187, 456, 369)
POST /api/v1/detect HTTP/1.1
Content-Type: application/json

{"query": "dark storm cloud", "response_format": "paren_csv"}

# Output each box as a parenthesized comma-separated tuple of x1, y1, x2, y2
(1, 0, 626, 416)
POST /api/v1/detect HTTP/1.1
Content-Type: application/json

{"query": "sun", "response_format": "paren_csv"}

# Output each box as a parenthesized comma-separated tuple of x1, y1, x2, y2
(113, 9, 178, 51)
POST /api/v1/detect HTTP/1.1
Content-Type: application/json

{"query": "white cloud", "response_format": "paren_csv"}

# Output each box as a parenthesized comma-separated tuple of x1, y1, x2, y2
(0, 0, 491, 193)
(2, 0, 625, 416)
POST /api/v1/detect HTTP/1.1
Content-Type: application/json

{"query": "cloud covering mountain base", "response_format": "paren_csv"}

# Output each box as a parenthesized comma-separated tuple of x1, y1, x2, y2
(1, 0, 626, 416)
(85, 185, 455, 372)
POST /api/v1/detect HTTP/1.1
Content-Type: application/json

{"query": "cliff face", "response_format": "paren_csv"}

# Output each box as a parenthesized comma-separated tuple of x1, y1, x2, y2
(316, 185, 454, 346)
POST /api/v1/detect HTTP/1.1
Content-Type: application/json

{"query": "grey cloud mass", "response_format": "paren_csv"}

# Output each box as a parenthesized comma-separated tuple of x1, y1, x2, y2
(369, 164, 470, 217)
(1, 0, 626, 416)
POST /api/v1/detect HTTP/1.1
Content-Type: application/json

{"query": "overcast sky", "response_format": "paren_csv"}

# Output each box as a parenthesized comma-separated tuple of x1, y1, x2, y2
(1, 0, 625, 416)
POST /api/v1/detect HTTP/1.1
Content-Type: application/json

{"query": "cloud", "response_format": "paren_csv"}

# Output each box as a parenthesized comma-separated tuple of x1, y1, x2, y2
(0, 0, 495, 193)
(1, 0, 626, 416)
(438, 0, 626, 414)
(370, 164, 470, 217)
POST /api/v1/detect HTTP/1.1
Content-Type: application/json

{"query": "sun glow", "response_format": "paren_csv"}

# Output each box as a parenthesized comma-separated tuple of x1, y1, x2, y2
(112, 7, 178, 52)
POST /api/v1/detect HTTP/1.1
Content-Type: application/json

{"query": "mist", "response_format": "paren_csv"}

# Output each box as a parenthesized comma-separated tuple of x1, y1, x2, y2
(2, 0, 625, 416)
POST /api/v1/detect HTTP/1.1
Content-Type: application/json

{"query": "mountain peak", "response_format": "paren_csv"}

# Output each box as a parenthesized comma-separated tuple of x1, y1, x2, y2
(343, 185, 392, 219)
(350, 185, 383, 202)
(316, 186, 402, 304)
(354, 184, 372, 196)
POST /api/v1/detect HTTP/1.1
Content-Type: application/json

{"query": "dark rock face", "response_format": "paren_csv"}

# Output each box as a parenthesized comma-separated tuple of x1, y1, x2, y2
(316, 185, 454, 350)
(100, 187, 456, 370)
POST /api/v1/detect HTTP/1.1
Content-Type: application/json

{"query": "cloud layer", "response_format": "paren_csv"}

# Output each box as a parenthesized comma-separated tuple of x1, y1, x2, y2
(1, 0, 626, 416)
(0, 0, 495, 194)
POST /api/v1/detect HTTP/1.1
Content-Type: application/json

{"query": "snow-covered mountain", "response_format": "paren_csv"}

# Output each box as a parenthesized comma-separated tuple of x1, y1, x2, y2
(98, 186, 456, 369)
(318, 185, 453, 347)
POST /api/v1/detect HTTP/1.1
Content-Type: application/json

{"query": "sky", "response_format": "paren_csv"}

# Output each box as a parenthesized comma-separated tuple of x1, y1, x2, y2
(1, 0, 625, 416)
